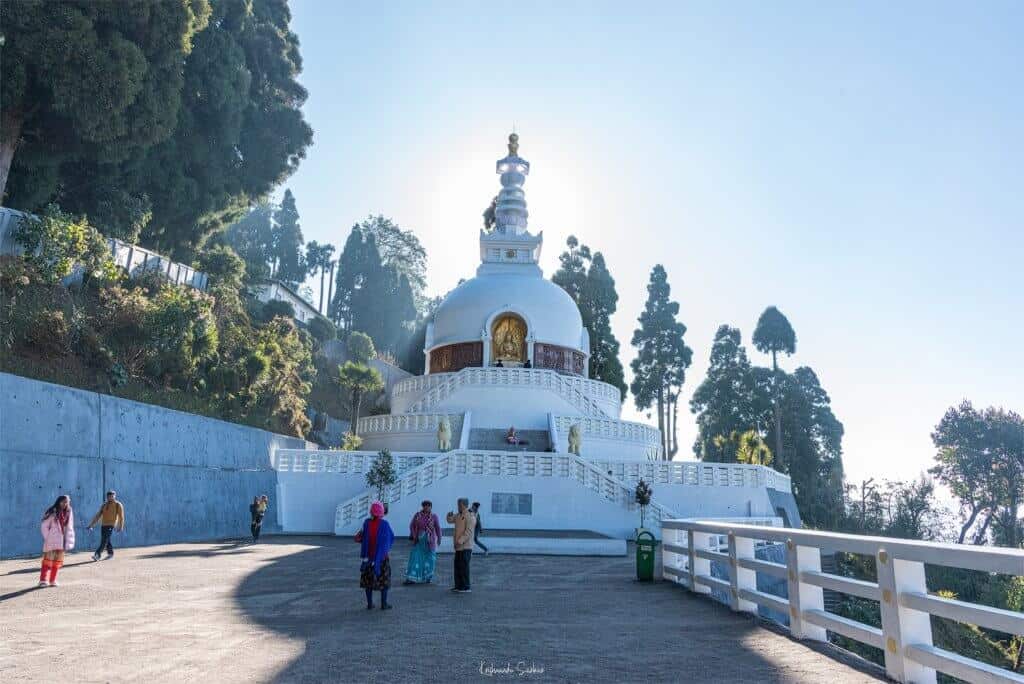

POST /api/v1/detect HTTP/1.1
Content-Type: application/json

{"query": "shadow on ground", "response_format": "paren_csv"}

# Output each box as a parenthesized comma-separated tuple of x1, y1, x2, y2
(234, 535, 885, 683)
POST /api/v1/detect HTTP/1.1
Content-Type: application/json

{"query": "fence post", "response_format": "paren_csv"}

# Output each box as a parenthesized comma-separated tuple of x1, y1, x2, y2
(876, 550, 936, 683)
(785, 539, 826, 640)
(688, 530, 712, 595)
(728, 532, 757, 613)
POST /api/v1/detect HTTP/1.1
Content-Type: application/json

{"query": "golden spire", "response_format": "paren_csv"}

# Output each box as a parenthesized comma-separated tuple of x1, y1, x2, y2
(507, 132, 519, 157)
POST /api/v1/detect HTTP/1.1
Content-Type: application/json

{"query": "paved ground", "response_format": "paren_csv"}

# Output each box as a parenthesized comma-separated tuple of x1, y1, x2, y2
(0, 536, 886, 683)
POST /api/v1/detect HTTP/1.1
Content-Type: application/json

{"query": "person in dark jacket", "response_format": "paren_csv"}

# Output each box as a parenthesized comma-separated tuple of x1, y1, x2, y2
(470, 501, 488, 555)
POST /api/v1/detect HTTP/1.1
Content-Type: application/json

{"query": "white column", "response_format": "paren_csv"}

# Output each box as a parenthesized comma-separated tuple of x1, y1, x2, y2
(481, 333, 491, 367)
(688, 530, 712, 595)
(785, 539, 826, 641)
(876, 550, 936, 683)
(728, 533, 757, 613)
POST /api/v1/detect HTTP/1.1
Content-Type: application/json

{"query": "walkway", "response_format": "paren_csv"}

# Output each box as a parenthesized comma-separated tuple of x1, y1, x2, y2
(0, 536, 885, 683)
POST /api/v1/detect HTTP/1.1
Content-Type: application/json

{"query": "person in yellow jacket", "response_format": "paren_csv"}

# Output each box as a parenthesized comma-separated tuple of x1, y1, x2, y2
(87, 491, 125, 561)
(445, 498, 476, 593)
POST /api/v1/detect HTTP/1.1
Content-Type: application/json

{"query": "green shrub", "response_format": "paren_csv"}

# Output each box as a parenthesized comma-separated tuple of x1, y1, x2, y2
(198, 245, 246, 289)
(261, 299, 295, 322)
(27, 310, 70, 356)
(13, 204, 119, 284)
(347, 330, 375, 365)
(306, 316, 336, 344)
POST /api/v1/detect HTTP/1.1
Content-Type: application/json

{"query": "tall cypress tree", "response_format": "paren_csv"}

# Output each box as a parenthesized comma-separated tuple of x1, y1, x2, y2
(630, 265, 693, 459)
(753, 306, 798, 474)
(581, 252, 626, 400)
(330, 226, 365, 331)
(552, 237, 626, 400)
(273, 189, 305, 286)
(690, 325, 764, 461)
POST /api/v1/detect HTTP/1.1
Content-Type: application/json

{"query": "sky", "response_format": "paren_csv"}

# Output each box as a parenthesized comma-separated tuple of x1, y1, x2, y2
(284, 1, 1022, 484)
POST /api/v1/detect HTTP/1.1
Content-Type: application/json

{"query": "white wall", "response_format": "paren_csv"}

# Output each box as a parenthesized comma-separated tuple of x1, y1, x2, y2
(433, 386, 582, 430)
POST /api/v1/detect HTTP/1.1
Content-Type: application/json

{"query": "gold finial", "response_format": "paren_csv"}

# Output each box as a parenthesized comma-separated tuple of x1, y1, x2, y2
(508, 132, 519, 156)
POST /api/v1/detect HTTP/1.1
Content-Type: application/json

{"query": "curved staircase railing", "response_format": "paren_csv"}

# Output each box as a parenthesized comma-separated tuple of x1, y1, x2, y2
(403, 367, 611, 418)
(333, 450, 679, 535)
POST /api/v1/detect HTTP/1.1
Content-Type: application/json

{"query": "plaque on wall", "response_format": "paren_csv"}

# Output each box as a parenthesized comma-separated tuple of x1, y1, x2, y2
(429, 341, 483, 374)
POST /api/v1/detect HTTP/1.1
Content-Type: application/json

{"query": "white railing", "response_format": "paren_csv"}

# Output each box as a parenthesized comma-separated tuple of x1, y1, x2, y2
(393, 370, 622, 410)
(334, 450, 680, 535)
(598, 460, 792, 491)
(356, 412, 464, 437)
(274, 450, 436, 474)
(0, 207, 208, 290)
(403, 367, 612, 418)
(662, 519, 1024, 684)
(553, 415, 661, 458)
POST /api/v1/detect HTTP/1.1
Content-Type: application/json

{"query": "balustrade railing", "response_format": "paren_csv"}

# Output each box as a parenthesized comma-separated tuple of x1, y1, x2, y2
(662, 519, 1024, 684)
(598, 460, 792, 490)
(274, 450, 433, 474)
(553, 415, 661, 445)
(333, 450, 680, 534)
(356, 412, 463, 436)
(403, 367, 612, 418)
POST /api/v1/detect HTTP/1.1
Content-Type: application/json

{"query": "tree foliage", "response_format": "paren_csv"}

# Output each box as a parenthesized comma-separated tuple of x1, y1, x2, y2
(690, 322, 844, 529)
(5, 0, 313, 258)
(752, 306, 796, 371)
(0, 0, 212, 199)
(551, 236, 627, 399)
(931, 401, 1024, 546)
(354, 215, 427, 307)
(337, 359, 384, 432)
(329, 226, 417, 355)
(366, 448, 397, 502)
(630, 265, 692, 458)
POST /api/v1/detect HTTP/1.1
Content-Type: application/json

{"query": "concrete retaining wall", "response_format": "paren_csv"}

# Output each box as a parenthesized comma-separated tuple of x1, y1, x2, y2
(0, 373, 310, 558)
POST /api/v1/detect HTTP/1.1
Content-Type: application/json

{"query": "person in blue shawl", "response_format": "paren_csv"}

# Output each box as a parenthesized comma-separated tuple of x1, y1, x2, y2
(356, 500, 395, 610)
(404, 500, 442, 584)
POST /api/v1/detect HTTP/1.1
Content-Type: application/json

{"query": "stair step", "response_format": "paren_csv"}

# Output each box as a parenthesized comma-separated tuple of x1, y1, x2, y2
(468, 428, 551, 452)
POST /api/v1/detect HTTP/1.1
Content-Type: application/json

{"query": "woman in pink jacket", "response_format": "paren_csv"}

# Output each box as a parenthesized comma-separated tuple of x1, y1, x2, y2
(39, 495, 75, 588)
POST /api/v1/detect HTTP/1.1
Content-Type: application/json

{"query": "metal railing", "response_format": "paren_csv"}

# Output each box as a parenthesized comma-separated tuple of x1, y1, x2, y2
(662, 519, 1024, 684)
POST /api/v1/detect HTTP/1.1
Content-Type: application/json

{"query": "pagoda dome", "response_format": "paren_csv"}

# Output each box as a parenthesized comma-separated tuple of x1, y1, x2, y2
(429, 271, 586, 352)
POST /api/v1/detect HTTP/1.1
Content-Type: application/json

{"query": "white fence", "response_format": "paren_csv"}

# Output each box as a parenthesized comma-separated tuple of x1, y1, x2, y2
(274, 450, 433, 474)
(356, 412, 464, 438)
(662, 519, 1024, 684)
(0, 206, 207, 290)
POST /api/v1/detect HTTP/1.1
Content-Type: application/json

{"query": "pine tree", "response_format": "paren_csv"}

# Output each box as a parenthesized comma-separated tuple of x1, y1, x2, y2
(630, 265, 693, 459)
(225, 204, 275, 281)
(305, 241, 336, 314)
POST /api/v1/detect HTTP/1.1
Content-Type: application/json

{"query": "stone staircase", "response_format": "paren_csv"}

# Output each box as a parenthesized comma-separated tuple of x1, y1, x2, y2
(468, 428, 551, 452)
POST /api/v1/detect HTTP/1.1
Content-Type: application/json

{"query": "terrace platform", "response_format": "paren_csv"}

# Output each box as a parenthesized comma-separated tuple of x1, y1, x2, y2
(0, 535, 886, 682)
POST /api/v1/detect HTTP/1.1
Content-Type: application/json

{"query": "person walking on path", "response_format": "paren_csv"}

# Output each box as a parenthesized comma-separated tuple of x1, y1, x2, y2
(39, 495, 75, 587)
(470, 502, 489, 555)
(404, 500, 442, 584)
(446, 498, 476, 593)
(88, 491, 125, 561)
(249, 496, 264, 542)
(356, 500, 395, 610)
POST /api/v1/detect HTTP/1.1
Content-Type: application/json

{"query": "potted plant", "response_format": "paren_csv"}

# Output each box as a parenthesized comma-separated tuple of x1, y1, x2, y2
(366, 448, 397, 506)
(634, 478, 653, 537)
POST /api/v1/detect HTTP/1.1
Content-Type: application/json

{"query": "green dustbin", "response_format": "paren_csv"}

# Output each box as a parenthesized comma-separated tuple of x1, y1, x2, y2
(636, 530, 656, 581)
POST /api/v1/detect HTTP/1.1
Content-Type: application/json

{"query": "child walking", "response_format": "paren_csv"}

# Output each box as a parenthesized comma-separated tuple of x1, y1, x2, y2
(39, 494, 75, 588)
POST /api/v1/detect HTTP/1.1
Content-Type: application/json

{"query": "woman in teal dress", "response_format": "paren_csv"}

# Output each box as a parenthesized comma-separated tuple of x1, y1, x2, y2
(404, 500, 442, 584)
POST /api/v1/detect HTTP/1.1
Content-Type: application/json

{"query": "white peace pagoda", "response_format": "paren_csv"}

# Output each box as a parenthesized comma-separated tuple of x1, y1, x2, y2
(274, 135, 800, 552)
